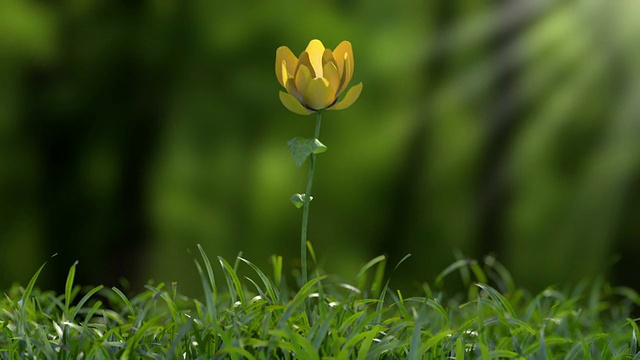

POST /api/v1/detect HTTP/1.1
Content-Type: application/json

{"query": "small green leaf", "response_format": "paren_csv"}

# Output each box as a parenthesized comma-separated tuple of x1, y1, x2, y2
(288, 137, 327, 167)
(312, 139, 327, 154)
(291, 193, 313, 208)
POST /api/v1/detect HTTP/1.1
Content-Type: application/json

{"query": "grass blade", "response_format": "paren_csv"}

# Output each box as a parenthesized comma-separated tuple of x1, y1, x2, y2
(375, 253, 411, 323)
(219, 256, 246, 306)
(197, 244, 218, 295)
(64, 260, 78, 318)
(111, 286, 135, 317)
(239, 257, 279, 304)
(17, 262, 47, 337)
(69, 285, 104, 321)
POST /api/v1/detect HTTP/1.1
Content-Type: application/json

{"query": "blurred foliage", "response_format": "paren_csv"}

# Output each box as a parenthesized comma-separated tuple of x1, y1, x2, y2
(1, 0, 639, 295)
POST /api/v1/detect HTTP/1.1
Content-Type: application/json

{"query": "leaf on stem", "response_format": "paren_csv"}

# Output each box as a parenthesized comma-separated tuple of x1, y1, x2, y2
(288, 137, 327, 167)
(291, 193, 313, 208)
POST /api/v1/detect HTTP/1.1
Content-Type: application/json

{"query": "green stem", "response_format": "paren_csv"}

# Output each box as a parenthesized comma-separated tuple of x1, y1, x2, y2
(300, 112, 322, 285)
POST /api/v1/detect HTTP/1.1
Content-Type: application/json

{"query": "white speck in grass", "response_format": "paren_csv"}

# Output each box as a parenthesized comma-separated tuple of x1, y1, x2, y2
(233, 301, 242, 308)
(308, 293, 319, 298)
(328, 301, 339, 308)
(63, 321, 83, 333)
(250, 295, 262, 304)
(52, 321, 63, 339)
(339, 283, 361, 294)
(464, 330, 478, 337)
(546, 317, 562, 325)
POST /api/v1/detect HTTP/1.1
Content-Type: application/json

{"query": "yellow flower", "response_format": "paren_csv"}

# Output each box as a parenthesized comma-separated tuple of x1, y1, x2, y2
(276, 39, 363, 115)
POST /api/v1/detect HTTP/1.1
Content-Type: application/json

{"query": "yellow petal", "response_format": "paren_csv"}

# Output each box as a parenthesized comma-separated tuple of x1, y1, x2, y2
(281, 61, 291, 92)
(304, 39, 325, 78)
(329, 82, 362, 111)
(303, 78, 335, 110)
(332, 41, 354, 77)
(337, 53, 353, 95)
(294, 64, 312, 95)
(279, 91, 313, 115)
(276, 46, 298, 87)
(285, 78, 302, 102)
(322, 49, 337, 68)
(322, 61, 341, 95)
(296, 52, 316, 78)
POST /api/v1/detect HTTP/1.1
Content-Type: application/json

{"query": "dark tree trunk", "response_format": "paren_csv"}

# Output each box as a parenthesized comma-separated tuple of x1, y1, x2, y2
(477, 0, 532, 258)
(376, 2, 456, 269)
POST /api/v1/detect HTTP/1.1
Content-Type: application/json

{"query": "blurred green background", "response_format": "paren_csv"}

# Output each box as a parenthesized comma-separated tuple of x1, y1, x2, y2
(2, 0, 640, 296)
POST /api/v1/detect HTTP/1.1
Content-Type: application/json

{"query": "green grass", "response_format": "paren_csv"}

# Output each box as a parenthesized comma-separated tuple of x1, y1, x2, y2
(1, 246, 639, 359)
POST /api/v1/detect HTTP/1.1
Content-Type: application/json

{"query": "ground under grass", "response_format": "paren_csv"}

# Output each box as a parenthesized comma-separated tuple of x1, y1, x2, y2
(1, 245, 639, 359)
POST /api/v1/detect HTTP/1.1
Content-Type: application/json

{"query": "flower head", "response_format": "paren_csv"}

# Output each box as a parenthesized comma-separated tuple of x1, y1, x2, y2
(276, 39, 363, 115)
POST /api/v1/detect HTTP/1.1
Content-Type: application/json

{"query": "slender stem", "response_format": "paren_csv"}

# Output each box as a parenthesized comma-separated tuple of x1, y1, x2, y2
(300, 113, 322, 285)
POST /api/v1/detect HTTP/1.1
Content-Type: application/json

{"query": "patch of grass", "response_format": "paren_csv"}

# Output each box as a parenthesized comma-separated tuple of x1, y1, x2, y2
(1, 248, 639, 359)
